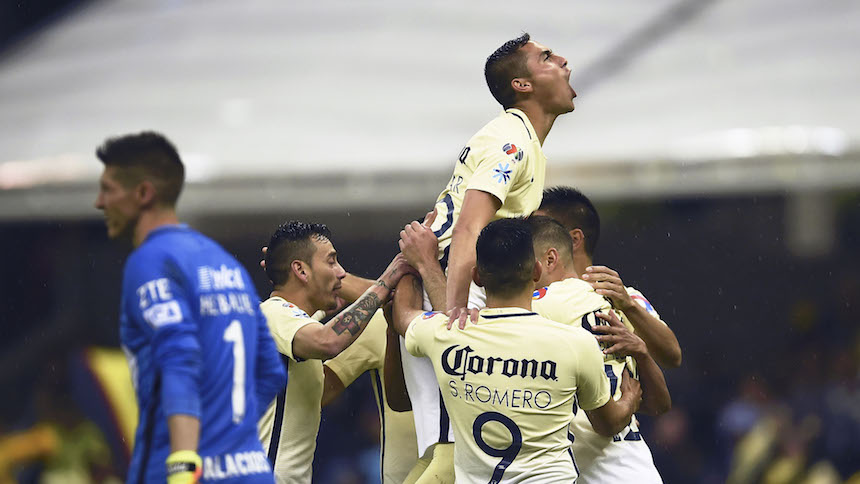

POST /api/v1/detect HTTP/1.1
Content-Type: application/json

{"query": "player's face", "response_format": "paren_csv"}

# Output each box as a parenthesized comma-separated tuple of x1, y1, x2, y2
(306, 237, 346, 311)
(94, 166, 141, 241)
(521, 41, 576, 114)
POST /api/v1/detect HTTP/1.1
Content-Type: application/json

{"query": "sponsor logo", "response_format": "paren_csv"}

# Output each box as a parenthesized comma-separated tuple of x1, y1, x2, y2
(441, 345, 558, 381)
(492, 163, 512, 184)
(198, 265, 246, 291)
(502, 143, 524, 162)
(630, 294, 656, 316)
(142, 300, 183, 327)
(532, 287, 548, 300)
(422, 311, 439, 320)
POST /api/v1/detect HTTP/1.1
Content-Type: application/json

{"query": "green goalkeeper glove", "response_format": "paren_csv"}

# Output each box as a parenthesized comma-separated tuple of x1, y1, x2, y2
(166, 450, 203, 484)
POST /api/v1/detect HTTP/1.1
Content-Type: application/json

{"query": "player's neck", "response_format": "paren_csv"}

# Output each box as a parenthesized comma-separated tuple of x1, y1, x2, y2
(512, 102, 558, 146)
(133, 208, 179, 247)
(485, 290, 534, 312)
(271, 284, 317, 316)
(573, 254, 592, 279)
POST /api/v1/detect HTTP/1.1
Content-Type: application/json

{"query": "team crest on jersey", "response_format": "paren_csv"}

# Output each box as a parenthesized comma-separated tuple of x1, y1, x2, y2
(502, 143, 524, 162)
(282, 302, 309, 319)
(492, 163, 512, 184)
(532, 287, 548, 300)
(422, 311, 439, 319)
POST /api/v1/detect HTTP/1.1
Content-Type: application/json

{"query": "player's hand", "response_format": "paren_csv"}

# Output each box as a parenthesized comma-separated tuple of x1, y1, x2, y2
(446, 306, 479, 330)
(260, 246, 268, 269)
(166, 450, 202, 484)
(619, 368, 642, 413)
(592, 311, 647, 359)
(581, 266, 635, 312)
(399, 220, 439, 272)
(378, 253, 417, 294)
(421, 208, 438, 228)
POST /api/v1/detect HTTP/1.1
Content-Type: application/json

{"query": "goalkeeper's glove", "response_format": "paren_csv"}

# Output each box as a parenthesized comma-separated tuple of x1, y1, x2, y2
(166, 450, 203, 484)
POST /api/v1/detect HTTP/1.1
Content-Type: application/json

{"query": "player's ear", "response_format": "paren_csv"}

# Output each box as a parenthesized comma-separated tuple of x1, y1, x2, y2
(135, 180, 157, 208)
(291, 260, 309, 283)
(512, 77, 532, 94)
(569, 229, 585, 253)
(471, 266, 483, 288)
(545, 247, 559, 271)
(532, 259, 542, 283)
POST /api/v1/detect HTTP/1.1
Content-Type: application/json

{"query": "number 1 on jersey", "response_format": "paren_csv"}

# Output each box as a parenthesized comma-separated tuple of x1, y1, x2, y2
(473, 411, 522, 484)
(223, 320, 246, 423)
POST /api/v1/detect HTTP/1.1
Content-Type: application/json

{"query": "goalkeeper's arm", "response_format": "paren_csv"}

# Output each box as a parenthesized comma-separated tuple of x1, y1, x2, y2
(166, 414, 202, 483)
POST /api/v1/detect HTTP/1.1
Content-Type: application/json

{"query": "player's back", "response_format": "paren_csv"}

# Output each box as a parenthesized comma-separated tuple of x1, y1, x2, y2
(121, 225, 276, 483)
(405, 307, 610, 483)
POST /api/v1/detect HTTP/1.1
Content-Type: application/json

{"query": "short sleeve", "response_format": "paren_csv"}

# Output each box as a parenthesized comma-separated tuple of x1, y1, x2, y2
(466, 135, 528, 205)
(404, 312, 440, 358)
(626, 287, 665, 324)
(573, 331, 611, 411)
(324, 310, 386, 387)
(260, 300, 318, 362)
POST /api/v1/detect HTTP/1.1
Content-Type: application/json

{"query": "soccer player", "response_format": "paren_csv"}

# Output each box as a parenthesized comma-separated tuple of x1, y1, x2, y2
(527, 215, 671, 483)
(94, 131, 286, 483)
(393, 218, 642, 483)
(534, 187, 681, 482)
(321, 308, 419, 484)
(402, 32, 579, 480)
(257, 221, 412, 484)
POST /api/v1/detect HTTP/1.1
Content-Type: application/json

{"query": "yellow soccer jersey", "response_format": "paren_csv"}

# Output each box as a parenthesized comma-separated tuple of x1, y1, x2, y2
(324, 310, 419, 484)
(430, 108, 547, 262)
(405, 307, 610, 483)
(532, 278, 658, 482)
(257, 296, 323, 484)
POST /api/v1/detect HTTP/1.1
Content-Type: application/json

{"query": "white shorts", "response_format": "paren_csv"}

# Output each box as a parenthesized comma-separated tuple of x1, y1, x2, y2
(400, 282, 486, 457)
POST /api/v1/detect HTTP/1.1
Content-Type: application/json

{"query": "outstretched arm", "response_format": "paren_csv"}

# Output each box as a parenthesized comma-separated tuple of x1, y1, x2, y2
(583, 266, 682, 368)
(399, 216, 447, 311)
(444, 190, 500, 311)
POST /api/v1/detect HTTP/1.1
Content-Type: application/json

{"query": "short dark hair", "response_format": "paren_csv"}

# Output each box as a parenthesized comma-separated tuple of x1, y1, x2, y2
(539, 186, 601, 257)
(476, 218, 535, 298)
(96, 131, 185, 206)
(485, 33, 531, 108)
(526, 215, 574, 265)
(265, 221, 332, 286)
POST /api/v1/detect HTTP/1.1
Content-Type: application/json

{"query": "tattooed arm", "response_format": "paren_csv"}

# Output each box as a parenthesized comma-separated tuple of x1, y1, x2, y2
(292, 253, 413, 360)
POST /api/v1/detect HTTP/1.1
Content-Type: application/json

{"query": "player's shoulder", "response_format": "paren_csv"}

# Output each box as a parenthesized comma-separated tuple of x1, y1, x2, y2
(625, 285, 660, 316)
(261, 296, 314, 322)
(471, 110, 531, 146)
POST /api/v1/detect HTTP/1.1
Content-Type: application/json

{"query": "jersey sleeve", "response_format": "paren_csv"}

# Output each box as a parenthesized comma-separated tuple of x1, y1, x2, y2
(465, 133, 529, 205)
(125, 249, 202, 418)
(261, 301, 318, 362)
(404, 312, 441, 358)
(626, 287, 666, 324)
(253, 305, 287, 415)
(572, 330, 611, 411)
(324, 310, 385, 387)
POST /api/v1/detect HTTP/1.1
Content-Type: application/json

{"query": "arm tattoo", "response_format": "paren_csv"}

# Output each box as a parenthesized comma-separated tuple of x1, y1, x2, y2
(332, 292, 382, 336)
(375, 279, 391, 291)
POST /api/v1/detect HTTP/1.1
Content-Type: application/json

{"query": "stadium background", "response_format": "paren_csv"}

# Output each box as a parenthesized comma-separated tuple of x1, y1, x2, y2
(1, 0, 858, 482)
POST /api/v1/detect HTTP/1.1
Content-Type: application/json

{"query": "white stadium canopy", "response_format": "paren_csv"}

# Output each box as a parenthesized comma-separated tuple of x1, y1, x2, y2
(1, 0, 858, 219)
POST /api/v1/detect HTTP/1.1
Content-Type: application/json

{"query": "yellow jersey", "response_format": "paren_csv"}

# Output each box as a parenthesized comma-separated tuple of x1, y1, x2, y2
(532, 279, 663, 483)
(324, 311, 419, 484)
(405, 307, 610, 483)
(257, 296, 323, 484)
(430, 108, 546, 265)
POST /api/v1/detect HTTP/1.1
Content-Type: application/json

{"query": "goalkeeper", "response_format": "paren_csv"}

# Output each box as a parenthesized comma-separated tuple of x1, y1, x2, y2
(94, 132, 286, 483)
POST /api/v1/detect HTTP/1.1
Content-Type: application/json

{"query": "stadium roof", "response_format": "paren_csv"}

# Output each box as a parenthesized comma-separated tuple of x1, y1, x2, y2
(1, 0, 858, 218)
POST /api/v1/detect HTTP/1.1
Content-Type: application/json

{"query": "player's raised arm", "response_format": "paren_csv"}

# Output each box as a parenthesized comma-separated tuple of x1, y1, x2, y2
(399, 218, 447, 311)
(583, 265, 682, 367)
(293, 253, 412, 360)
(593, 312, 671, 416)
(445, 189, 501, 310)
(392, 273, 427, 337)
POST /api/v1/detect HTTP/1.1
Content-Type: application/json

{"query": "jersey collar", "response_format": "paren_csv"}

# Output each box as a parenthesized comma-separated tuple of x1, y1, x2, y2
(144, 223, 190, 241)
(479, 307, 538, 320)
(504, 108, 538, 142)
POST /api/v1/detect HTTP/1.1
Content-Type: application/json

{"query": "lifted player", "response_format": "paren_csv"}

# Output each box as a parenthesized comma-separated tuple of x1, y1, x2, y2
(402, 32, 579, 482)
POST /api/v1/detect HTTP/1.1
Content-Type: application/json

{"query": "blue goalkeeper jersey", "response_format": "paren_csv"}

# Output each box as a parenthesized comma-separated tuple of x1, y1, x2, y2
(120, 224, 285, 483)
